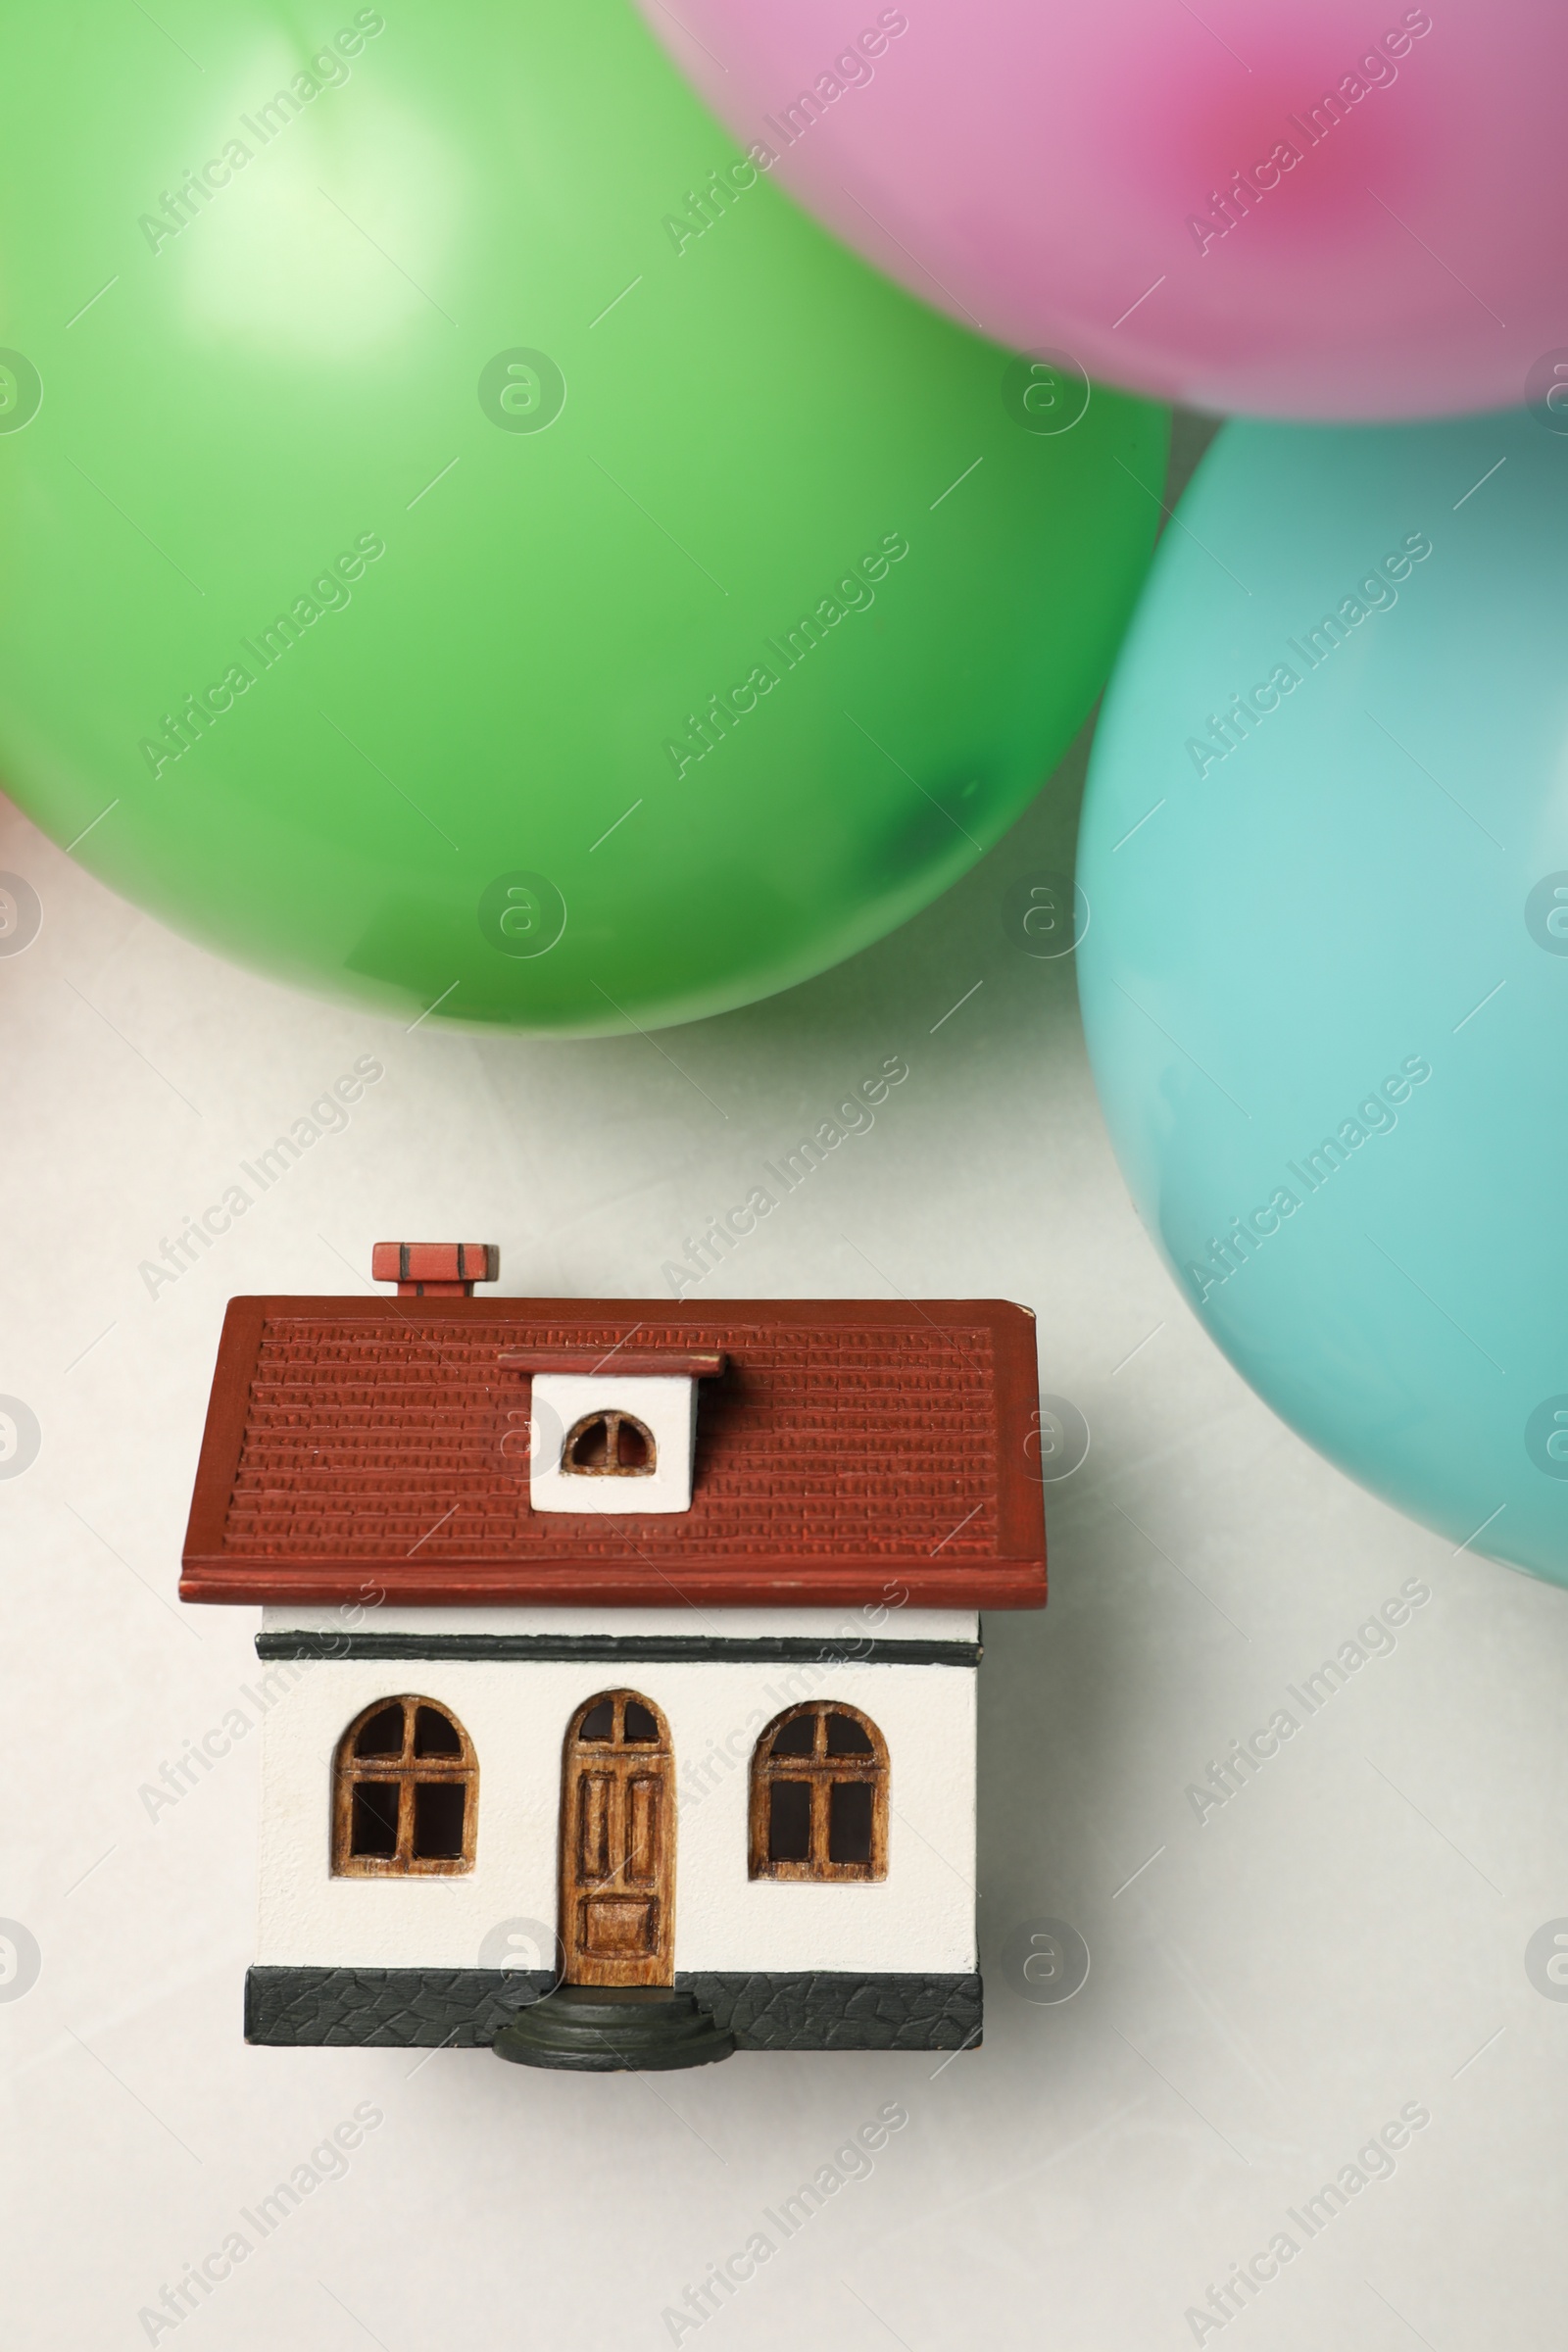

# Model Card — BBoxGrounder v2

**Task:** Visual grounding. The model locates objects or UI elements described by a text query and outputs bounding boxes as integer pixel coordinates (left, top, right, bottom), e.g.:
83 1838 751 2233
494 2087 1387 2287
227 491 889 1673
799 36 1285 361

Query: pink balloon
637 0 1568 418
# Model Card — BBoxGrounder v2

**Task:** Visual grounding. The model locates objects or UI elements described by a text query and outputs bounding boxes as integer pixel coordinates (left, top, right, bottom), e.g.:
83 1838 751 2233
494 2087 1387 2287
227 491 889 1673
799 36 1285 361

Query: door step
491 1985 737 2072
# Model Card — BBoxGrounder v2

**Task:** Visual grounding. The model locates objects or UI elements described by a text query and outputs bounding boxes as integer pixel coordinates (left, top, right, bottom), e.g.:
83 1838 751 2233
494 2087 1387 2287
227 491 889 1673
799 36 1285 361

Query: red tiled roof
181 1298 1046 1608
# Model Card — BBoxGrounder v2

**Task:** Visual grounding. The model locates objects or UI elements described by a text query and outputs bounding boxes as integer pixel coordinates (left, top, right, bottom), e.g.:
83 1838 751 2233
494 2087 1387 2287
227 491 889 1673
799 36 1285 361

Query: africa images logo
138 533 386 777
135 13 387 254
1184 532 1432 782
1183 1054 1432 1304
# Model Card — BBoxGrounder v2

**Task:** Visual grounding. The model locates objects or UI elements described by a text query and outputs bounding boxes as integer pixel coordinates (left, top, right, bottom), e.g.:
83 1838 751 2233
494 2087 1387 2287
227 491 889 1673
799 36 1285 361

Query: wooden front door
560 1690 674 1986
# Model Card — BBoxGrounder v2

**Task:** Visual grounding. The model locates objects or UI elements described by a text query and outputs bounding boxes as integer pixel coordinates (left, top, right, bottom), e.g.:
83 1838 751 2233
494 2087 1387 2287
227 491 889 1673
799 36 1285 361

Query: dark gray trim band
255 1631 981 1667
244 1966 982 2052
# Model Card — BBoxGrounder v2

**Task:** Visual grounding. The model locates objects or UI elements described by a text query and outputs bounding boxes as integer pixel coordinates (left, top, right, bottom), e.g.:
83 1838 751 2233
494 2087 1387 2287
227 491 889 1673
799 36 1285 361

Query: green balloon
0 0 1165 1033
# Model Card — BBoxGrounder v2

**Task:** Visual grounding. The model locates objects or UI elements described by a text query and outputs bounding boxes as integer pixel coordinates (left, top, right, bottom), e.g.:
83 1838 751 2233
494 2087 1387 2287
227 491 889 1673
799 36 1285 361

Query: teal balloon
1078 409 1568 1585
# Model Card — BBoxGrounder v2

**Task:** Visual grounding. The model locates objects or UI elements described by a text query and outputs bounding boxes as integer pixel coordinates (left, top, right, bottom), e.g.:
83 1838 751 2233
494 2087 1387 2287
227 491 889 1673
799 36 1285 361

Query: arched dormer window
749 1702 888 1883
332 1696 477 1877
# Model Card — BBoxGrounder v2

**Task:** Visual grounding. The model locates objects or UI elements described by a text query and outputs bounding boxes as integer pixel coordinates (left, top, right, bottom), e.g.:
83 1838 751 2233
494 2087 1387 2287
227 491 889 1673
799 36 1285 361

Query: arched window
749 1702 888 1883
332 1696 477 1877
562 1410 657 1477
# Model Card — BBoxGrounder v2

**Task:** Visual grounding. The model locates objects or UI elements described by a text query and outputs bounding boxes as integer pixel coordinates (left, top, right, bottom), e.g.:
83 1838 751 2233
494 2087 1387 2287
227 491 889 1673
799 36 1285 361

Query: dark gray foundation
244 1966 982 2052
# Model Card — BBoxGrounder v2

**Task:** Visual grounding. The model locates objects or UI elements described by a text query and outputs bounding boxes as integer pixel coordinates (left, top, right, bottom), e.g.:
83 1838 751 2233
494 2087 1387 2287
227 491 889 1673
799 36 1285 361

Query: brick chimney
370 1243 500 1298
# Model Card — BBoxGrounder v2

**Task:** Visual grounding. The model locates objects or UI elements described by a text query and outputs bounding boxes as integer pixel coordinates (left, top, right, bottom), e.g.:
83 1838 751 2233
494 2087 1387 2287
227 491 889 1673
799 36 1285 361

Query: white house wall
261 1603 979 1643
255 1655 976 1976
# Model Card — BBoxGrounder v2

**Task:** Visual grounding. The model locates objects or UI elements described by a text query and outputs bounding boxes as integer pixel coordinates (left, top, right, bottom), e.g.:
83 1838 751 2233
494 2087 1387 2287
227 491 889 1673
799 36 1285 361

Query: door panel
578 1774 611 1880
560 1690 674 1986
626 1778 660 1884
581 1895 657 1957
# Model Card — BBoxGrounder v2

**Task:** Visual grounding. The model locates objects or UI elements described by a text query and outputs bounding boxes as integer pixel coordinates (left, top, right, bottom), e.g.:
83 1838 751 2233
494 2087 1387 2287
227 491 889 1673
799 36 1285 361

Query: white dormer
530 1374 695 1514
498 1346 727 1517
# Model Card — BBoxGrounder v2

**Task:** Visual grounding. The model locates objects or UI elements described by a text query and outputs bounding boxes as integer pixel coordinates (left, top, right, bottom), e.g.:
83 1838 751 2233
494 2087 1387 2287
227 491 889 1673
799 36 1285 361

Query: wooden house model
180 1244 1048 2069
